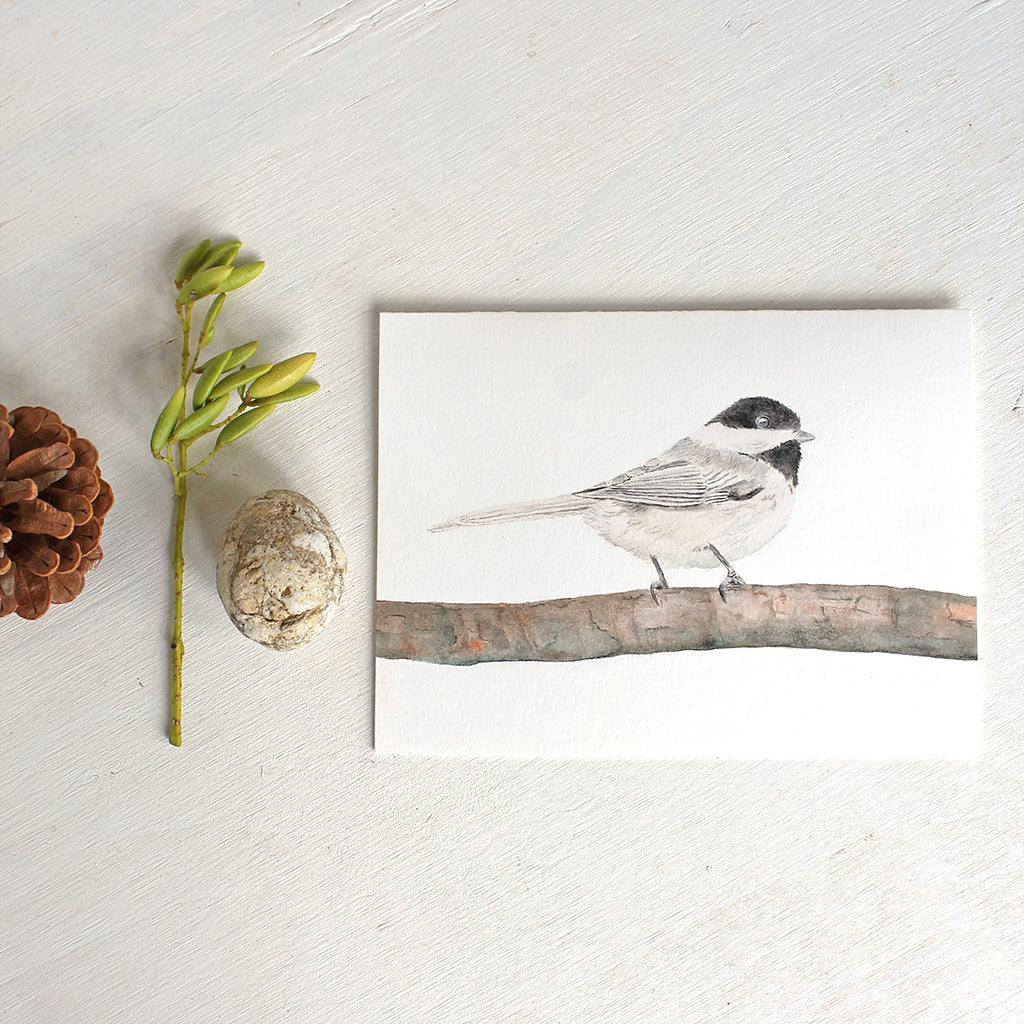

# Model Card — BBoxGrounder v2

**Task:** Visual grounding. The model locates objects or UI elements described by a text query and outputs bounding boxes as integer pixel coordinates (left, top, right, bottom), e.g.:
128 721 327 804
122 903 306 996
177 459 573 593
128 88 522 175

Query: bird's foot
717 570 746 602
707 544 746 602
649 555 670 604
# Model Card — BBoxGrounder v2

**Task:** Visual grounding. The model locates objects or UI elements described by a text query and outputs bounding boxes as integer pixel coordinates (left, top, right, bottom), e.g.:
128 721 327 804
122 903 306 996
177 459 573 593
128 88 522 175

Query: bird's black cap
709 397 806 485
708 396 802 431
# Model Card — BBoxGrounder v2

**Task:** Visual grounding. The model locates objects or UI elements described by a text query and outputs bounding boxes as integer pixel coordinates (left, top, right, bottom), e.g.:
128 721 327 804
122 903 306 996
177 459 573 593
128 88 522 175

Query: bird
430 396 814 600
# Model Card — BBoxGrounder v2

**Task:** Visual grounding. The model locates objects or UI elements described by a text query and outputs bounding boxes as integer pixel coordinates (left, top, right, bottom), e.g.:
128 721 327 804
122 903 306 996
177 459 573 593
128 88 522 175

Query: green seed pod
196 340 257 374
246 352 317 400
219 341 260 372
151 385 187 454
216 261 265 294
198 327 216 354
215 404 276 448
171 394 230 442
208 363 273 401
174 239 211 287
249 380 320 406
196 241 242 273
177 264 234 304
192 350 233 410
197 293 226 350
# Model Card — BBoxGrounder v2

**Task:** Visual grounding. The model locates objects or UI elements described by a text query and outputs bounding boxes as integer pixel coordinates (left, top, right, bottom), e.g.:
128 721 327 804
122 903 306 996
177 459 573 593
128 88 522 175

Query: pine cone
1 405 113 620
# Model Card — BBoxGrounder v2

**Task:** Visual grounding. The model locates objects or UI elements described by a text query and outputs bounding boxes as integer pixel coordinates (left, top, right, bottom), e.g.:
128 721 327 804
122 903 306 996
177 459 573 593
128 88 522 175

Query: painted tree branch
376 584 977 664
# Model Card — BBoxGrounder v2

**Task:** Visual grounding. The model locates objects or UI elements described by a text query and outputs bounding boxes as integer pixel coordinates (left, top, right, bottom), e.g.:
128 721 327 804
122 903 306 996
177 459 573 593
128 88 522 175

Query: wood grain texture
378 585 979 663
1 1 1021 1021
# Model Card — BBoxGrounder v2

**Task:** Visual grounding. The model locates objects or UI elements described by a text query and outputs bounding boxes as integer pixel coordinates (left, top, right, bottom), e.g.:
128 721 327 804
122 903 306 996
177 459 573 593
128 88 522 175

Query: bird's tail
429 494 587 532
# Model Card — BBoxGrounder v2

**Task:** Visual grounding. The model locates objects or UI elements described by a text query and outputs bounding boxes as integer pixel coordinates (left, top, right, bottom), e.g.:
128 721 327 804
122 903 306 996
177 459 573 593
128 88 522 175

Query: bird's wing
574 439 764 509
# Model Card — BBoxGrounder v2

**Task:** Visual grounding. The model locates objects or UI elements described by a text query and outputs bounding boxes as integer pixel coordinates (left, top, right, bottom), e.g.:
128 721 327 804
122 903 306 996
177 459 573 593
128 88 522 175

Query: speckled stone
217 490 346 650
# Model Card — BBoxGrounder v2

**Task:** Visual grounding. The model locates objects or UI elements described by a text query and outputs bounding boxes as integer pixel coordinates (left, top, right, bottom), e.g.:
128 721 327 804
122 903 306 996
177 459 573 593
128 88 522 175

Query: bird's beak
795 430 814 443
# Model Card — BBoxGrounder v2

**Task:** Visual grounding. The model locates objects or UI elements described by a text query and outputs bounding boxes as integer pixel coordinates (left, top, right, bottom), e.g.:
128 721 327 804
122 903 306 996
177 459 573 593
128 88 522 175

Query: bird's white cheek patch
693 422 802 455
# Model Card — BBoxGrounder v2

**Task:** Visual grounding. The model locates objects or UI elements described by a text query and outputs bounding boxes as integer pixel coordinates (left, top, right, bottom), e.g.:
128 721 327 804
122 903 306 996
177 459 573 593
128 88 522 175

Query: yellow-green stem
170 301 192 747
170 443 188 746
178 304 192 379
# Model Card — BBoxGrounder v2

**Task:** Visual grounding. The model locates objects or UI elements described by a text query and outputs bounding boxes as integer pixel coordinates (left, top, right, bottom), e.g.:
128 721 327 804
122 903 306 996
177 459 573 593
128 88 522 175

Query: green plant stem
170 301 192 748
184 444 222 476
170 442 188 747
178 304 192 379
155 251 285 745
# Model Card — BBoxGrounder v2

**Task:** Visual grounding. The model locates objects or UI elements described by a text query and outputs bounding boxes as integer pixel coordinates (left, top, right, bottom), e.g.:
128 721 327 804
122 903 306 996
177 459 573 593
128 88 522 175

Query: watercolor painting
375 311 978 758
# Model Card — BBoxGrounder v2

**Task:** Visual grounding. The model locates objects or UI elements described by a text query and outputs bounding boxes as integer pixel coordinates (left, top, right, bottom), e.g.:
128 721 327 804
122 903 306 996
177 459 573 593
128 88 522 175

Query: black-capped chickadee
431 396 813 598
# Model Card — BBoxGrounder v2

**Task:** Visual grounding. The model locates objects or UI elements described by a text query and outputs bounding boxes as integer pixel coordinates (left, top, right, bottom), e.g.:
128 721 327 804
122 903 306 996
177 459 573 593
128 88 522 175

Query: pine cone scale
7 535 61 576
14 566 51 619
73 517 101 554
6 442 75 479
8 411 69 456
50 569 85 605
0 479 38 504
69 437 99 469
59 467 101 500
30 469 71 492
80 545 102 571
54 538 82 573
92 479 113 521
7 499 75 538
43 489 94 524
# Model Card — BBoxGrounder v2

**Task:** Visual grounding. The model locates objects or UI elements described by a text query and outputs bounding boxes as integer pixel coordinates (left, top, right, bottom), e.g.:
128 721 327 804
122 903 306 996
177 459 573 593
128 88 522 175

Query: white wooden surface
1 2 1021 1020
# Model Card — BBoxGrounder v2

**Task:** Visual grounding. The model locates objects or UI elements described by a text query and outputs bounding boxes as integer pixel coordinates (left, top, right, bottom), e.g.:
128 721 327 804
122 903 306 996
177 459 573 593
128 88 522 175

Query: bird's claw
649 555 669 604
717 571 746 602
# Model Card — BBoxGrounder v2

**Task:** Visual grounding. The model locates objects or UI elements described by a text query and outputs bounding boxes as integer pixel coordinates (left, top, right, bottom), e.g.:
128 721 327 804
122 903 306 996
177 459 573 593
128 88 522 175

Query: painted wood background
2 2 1021 1020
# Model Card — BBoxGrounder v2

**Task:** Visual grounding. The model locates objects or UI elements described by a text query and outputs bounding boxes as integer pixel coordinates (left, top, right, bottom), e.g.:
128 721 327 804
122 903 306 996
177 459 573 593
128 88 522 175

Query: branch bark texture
376 584 977 665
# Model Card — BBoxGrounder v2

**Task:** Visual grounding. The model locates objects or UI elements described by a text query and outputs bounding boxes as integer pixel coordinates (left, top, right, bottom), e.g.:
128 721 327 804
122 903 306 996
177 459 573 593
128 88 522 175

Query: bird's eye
755 415 770 429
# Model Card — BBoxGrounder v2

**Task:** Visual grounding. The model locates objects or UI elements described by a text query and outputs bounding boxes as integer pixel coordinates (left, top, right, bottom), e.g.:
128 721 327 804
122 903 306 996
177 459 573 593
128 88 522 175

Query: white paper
376 310 978 758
